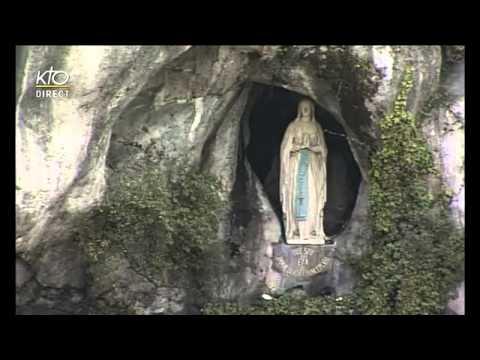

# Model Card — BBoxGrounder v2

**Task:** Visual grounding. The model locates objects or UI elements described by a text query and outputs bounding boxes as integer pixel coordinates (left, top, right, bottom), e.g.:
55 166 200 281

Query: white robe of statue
280 98 327 245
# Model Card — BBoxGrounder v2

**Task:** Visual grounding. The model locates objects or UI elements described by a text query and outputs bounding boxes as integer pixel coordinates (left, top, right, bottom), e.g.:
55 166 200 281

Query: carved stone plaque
272 244 333 280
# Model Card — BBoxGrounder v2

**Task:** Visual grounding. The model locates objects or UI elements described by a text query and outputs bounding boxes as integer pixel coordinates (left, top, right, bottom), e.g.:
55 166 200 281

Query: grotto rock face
423 61 465 228
16 45 463 314
422 56 465 315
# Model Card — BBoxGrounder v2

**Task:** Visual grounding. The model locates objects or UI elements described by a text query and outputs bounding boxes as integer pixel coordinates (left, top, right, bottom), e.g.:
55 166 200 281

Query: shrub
81 155 227 302
202 294 340 315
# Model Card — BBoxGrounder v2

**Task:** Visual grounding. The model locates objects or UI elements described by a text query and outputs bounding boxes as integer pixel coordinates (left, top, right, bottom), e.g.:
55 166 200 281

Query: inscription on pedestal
272 245 332 278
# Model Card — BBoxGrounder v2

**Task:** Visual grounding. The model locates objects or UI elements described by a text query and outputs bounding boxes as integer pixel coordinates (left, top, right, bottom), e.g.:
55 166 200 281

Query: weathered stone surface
16 280 39 307
422 59 465 314
424 61 465 227
16 257 33 288
138 288 185 315
16 45 463 314
446 281 465 315
16 285 87 314
16 46 191 245
35 239 86 289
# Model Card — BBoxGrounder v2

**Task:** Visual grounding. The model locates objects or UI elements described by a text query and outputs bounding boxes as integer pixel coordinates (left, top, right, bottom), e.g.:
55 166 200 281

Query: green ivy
202 294 340 315
80 155 227 302
368 65 434 235
353 65 464 315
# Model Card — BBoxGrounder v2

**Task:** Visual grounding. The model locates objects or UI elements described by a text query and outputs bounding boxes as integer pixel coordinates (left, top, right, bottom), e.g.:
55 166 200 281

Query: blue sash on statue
295 149 309 221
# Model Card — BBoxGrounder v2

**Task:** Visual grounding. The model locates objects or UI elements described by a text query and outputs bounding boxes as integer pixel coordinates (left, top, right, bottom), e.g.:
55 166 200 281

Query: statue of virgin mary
280 98 328 245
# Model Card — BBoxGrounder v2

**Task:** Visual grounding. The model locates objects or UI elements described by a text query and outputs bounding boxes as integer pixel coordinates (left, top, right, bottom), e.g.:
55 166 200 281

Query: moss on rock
78 152 228 312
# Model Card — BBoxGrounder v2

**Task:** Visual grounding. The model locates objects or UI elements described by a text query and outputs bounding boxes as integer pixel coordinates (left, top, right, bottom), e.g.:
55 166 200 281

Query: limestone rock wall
422 58 465 315
15 45 464 314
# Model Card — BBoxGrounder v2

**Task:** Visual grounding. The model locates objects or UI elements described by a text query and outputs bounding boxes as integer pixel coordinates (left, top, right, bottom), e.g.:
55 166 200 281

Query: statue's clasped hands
291 134 315 153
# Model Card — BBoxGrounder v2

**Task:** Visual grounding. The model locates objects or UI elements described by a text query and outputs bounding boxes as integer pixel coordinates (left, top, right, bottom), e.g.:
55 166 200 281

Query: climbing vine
79 154 227 305
368 65 435 235
352 65 464 315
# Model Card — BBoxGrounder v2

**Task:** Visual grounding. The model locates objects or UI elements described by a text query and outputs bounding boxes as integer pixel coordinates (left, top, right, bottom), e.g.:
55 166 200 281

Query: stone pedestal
266 243 335 295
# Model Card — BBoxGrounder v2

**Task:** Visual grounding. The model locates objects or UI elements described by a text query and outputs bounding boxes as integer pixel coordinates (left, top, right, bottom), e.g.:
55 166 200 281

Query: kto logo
34 66 71 98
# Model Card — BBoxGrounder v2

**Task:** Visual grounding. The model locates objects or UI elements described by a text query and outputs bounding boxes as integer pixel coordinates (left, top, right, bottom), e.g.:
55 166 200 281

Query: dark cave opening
245 83 362 238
